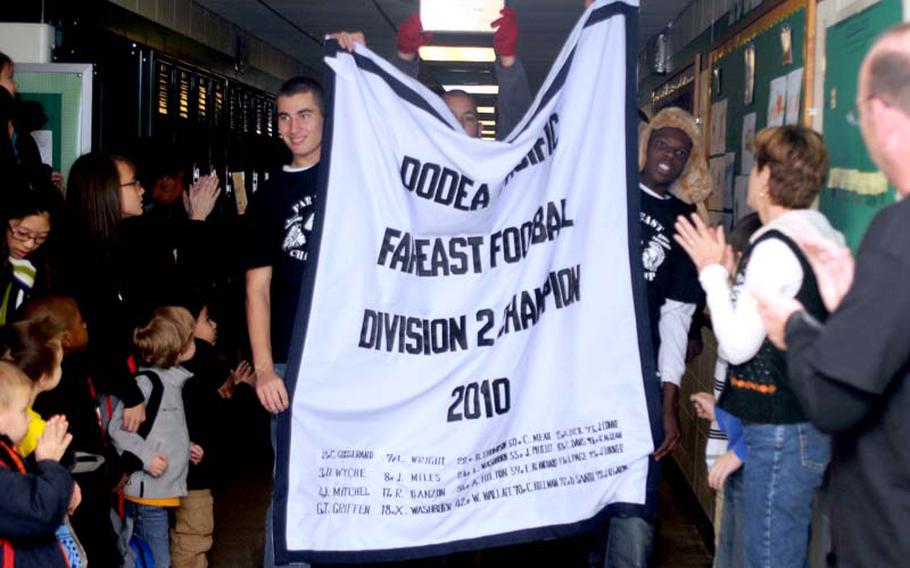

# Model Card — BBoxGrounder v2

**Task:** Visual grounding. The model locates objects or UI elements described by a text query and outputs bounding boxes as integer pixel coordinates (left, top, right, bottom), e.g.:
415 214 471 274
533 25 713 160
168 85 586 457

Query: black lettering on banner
416 162 441 199
498 264 582 337
399 155 490 211
376 227 485 277
476 309 495 347
448 378 511 422
464 383 481 419
504 113 560 187
400 156 420 189
489 199 574 268
359 310 468 354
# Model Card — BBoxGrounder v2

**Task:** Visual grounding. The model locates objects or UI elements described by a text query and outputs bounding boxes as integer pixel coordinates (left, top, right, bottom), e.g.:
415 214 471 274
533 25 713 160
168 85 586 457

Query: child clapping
0 361 78 567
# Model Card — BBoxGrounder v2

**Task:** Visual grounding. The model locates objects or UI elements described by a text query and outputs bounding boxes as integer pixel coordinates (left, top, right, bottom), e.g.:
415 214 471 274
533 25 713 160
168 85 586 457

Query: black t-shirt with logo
246 165 319 364
639 185 701 353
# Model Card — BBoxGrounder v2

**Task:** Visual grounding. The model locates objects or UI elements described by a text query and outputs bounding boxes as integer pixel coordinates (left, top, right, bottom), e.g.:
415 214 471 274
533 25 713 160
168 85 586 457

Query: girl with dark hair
57 152 148 431
1 190 54 324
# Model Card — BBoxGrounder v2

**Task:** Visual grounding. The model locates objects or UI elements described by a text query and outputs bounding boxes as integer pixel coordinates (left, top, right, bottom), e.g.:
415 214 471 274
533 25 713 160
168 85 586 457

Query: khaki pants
170 489 214 568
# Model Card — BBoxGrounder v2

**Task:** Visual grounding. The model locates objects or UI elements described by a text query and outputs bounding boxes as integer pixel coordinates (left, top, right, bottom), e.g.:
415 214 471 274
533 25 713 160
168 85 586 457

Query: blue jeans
742 422 830 568
714 468 744 568
125 501 171 568
264 363 310 568
592 377 663 568
604 515 654 568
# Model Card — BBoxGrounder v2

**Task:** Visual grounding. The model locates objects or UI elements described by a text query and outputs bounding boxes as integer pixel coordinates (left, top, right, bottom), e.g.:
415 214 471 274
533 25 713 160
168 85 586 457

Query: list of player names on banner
314 418 629 519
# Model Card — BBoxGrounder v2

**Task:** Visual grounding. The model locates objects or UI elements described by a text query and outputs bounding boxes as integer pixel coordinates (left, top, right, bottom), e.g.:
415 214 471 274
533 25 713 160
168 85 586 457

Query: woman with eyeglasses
56 152 149 433
0 190 53 324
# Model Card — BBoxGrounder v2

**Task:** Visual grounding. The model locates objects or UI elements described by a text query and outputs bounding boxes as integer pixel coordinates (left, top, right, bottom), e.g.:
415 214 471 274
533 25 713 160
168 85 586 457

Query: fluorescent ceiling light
444 84 499 95
420 0 505 33
478 120 496 126
419 46 496 63
481 130 496 136
481 136 496 140
477 106 496 114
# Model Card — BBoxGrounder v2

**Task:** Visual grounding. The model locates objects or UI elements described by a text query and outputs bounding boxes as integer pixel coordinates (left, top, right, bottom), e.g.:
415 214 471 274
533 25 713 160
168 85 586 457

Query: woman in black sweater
56 152 149 429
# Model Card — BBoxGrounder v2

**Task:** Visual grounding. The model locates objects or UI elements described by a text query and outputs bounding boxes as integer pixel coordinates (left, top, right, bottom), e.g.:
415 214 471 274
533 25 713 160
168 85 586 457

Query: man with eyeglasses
754 23 910 567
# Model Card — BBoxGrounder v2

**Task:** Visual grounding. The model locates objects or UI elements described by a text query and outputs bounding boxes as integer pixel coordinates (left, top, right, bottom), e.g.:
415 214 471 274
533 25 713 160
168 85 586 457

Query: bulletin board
706 0 809 227
15 63 93 184
818 0 902 251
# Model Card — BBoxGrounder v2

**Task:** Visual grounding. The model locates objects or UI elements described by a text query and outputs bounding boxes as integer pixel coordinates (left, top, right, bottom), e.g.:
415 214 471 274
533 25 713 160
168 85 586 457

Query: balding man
755 24 910 567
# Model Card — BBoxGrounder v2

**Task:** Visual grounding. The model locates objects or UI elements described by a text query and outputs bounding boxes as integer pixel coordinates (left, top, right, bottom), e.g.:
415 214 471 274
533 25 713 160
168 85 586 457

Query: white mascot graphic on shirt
282 199 315 260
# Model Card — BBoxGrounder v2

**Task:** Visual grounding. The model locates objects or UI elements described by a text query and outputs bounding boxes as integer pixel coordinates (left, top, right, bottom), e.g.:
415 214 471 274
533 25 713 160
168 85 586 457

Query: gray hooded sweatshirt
109 365 193 500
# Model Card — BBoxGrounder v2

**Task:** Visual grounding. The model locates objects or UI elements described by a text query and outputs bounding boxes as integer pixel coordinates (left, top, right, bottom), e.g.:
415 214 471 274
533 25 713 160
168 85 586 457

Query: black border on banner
273 2 652 563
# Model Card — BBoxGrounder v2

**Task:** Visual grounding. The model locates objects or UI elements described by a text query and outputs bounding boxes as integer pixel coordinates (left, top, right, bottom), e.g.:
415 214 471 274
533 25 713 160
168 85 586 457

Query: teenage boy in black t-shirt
245 76 323 568
245 77 323 415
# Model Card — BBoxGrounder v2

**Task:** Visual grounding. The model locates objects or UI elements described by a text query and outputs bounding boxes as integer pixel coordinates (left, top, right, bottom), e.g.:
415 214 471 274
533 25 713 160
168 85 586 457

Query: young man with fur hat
603 106 710 567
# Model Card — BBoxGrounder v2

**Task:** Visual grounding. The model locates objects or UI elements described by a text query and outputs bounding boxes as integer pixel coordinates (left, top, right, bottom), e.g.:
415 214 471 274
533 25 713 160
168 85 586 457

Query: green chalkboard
819 0 902 251
711 7 807 174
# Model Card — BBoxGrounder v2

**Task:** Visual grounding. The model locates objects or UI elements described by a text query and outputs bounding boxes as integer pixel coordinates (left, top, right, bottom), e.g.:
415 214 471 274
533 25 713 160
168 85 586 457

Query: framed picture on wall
781 24 794 65
744 44 756 105
712 66 723 97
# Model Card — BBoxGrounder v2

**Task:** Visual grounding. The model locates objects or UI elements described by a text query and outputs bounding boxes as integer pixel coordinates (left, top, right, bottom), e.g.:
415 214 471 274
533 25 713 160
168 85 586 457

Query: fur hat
639 107 712 208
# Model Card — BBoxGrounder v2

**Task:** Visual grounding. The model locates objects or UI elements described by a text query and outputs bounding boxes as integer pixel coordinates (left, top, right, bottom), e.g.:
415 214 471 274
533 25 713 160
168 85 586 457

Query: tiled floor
209 463 713 567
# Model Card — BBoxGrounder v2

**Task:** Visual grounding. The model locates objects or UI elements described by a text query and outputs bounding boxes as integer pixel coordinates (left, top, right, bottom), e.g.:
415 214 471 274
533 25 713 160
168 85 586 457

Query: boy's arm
653 299 695 460
715 407 746 461
0 461 73 538
109 403 157 468
246 266 288 414
108 377 157 468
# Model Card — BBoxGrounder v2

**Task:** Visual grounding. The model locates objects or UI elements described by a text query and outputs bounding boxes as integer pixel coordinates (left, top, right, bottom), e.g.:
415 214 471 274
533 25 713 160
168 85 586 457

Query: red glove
491 7 519 57
397 13 432 55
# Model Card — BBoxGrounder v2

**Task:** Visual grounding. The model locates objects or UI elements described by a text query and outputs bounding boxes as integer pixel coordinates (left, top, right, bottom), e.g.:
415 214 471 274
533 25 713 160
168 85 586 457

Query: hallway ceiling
197 0 683 89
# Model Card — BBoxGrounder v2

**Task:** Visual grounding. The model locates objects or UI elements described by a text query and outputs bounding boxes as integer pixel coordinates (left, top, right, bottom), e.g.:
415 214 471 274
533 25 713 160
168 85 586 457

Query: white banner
275 1 652 562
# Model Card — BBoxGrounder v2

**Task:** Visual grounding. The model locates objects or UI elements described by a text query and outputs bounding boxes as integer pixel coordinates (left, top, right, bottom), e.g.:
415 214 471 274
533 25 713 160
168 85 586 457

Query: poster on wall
734 176 754 221
744 44 756 106
781 24 794 65
710 99 728 155
31 130 53 166
710 156 726 200
724 152 736 211
741 113 756 175
767 75 788 127
785 67 804 125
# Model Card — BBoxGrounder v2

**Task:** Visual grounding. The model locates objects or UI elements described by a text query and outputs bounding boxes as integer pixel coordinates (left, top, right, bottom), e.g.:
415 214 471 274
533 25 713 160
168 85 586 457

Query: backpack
130 534 156 568
110 509 157 568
